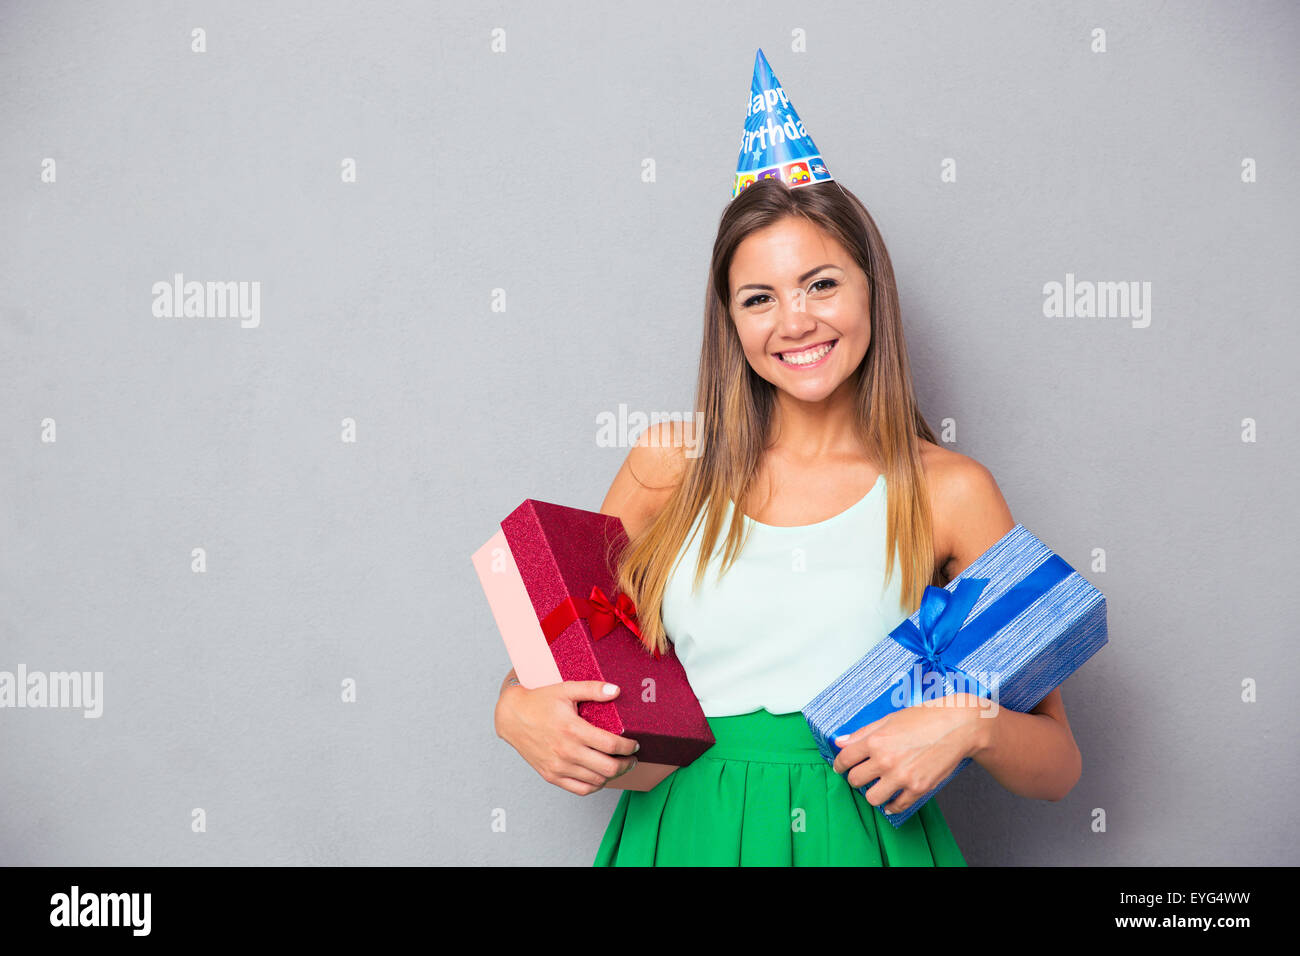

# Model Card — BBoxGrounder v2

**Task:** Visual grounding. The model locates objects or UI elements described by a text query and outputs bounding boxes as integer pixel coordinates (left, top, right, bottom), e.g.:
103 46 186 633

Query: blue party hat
733 48 834 198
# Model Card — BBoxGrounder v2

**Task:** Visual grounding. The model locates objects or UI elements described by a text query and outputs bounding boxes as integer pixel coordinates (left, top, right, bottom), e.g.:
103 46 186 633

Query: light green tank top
661 473 909 717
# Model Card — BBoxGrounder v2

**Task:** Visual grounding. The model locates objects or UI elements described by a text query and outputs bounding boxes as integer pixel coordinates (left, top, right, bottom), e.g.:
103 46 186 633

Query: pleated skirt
593 708 967 866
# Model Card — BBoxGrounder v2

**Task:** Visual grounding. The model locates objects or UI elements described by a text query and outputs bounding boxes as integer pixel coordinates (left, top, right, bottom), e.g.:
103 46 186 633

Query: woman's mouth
774 339 837 368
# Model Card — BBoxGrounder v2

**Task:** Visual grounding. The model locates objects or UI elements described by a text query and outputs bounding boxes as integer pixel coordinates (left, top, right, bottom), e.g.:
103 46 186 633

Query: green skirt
593 708 967 866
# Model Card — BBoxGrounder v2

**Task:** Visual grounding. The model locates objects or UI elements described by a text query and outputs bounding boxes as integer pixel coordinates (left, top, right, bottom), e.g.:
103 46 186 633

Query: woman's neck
767 375 863 461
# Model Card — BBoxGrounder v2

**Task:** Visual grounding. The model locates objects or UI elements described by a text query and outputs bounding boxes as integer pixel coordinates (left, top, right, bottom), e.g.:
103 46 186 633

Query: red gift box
473 499 714 782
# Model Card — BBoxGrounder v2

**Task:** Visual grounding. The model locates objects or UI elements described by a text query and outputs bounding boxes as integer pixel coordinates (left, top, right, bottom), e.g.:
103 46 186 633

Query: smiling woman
578 173 1085 865
579 173 974 865
493 53 1081 867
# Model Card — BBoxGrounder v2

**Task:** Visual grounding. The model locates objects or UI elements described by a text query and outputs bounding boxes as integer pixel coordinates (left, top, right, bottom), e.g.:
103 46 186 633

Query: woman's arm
492 667 521 740
935 454 1082 802
969 687 1081 802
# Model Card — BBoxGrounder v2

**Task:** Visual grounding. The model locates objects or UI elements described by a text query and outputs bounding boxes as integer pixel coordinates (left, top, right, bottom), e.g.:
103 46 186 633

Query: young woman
493 176 1083 866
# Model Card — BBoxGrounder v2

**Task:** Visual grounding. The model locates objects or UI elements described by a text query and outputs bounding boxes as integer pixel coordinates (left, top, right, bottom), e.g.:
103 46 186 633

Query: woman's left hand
831 693 987 817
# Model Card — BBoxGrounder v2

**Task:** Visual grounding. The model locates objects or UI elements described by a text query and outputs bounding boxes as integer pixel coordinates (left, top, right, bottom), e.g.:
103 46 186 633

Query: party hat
733 48 834 199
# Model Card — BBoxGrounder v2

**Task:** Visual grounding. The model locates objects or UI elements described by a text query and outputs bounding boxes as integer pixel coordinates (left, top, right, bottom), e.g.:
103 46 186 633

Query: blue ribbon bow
889 578 994 706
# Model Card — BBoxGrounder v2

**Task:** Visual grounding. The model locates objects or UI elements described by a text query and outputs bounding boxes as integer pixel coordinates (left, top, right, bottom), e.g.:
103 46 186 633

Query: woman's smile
774 338 838 368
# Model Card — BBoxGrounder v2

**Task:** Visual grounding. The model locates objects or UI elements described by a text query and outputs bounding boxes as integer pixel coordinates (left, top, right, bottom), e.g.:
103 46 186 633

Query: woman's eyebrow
735 263 843 294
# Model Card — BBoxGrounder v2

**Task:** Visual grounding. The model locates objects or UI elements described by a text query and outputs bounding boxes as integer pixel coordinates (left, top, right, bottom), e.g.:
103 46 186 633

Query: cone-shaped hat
733 48 834 198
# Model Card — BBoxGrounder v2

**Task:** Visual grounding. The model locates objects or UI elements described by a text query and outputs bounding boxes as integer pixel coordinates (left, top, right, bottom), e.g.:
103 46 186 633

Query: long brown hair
615 176 940 659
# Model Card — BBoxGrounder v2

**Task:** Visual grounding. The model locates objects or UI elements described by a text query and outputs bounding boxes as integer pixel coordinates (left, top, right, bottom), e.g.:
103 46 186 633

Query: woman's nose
777 291 817 333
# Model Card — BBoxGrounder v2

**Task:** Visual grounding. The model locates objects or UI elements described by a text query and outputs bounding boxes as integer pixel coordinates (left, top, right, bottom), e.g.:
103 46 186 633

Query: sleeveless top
661 473 910 717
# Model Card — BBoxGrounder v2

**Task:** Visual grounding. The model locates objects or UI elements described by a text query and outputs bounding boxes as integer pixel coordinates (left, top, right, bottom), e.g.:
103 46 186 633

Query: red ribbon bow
539 584 659 659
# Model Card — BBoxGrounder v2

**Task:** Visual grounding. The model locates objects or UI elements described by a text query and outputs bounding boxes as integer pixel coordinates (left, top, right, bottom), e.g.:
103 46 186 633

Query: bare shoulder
598 418 696 540
918 439 1015 583
919 441 1067 723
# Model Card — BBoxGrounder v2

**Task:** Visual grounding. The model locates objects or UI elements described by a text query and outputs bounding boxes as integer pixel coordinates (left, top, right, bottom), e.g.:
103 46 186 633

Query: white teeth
779 341 833 365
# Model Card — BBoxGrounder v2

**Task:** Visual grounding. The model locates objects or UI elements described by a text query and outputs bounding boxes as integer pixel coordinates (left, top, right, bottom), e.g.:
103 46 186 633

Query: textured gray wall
1 1 1296 866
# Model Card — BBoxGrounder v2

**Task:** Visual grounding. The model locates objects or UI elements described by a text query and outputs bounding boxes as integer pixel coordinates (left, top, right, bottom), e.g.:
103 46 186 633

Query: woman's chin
774 379 841 403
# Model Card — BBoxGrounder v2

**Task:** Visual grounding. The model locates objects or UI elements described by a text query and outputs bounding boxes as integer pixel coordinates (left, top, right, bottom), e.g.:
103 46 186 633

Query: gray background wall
1 0 1295 865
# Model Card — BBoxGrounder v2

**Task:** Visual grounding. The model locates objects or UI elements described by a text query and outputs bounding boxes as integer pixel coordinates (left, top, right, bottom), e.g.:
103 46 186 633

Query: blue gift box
801 523 1108 829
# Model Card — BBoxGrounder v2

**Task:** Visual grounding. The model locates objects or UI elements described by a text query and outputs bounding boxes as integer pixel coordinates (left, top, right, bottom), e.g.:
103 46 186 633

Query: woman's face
727 216 871 405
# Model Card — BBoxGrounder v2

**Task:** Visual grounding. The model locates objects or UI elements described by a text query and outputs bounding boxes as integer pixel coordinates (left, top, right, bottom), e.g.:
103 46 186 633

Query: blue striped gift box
802 523 1108 828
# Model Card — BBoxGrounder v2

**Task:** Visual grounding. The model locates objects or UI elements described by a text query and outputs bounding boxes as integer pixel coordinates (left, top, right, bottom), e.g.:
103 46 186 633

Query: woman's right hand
495 679 641 796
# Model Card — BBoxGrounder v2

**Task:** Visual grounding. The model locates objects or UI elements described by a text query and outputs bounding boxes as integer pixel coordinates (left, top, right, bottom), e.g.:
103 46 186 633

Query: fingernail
633 742 640 753
603 683 618 695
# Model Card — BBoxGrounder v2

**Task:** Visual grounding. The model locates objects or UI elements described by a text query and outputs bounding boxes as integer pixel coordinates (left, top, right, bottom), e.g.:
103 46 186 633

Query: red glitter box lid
500 499 714 766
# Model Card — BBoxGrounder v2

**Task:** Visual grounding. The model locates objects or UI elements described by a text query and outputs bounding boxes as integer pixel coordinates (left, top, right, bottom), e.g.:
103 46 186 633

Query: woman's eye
741 280 834 308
